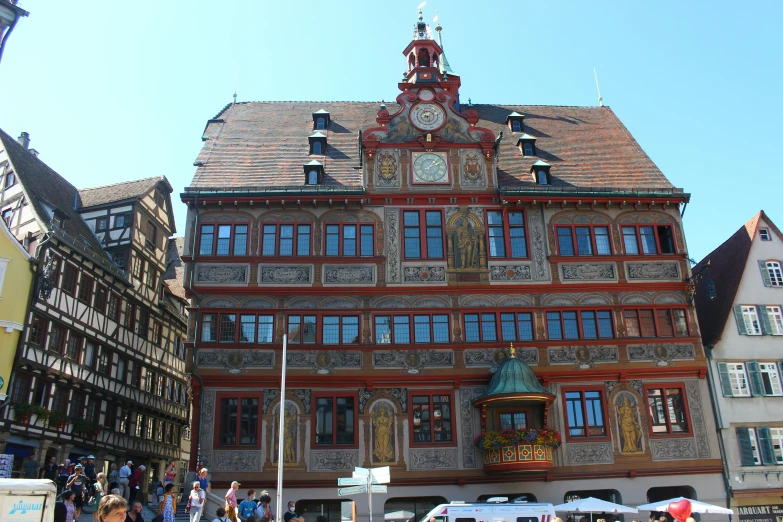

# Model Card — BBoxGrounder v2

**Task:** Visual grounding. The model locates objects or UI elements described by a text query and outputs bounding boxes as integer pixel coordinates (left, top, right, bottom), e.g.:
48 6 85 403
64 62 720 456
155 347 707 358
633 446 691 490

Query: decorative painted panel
464 348 538 369
286 350 362 374
373 349 453 373
359 388 408 413
402 264 447 283
565 442 614 465
197 350 274 369
310 450 358 471
375 149 401 188
409 448 458 469
685 379 711 459
488 264 532 282
212 451 261 472
626 262 680 280
650 439 696 460
459 150 487 188
323 265 375 285
548 346 618 368
258 265 312 285
195 264 249 285
385 209 401 283
627 344 695 366
528 207 549 280
560 263 617 281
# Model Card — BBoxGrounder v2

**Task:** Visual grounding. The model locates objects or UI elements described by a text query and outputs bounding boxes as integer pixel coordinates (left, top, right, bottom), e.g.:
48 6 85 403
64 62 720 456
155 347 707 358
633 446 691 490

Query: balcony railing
482 444 554 474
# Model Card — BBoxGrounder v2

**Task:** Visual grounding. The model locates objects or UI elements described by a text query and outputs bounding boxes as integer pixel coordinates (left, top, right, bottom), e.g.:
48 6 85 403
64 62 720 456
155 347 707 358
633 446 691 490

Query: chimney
29 149 39 157
17 132 30 149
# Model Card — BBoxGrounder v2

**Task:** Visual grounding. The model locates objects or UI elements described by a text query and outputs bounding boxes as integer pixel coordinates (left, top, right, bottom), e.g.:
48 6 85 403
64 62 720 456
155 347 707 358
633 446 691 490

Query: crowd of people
55 493 130 522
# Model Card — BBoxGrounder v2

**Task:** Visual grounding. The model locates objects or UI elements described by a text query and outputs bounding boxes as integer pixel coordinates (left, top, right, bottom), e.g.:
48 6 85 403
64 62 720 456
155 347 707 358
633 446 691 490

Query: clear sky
1 0 780 261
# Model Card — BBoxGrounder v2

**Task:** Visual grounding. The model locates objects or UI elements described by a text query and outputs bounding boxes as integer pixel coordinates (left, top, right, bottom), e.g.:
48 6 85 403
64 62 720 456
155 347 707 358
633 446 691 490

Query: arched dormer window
316 118 325 130
309 132 327 155
531 160 551 185
516 134 537 157
313 141 322 155
512 120 522 132
304 160 324 185
524 143 534 156
506 112 524 132
308 170 319 185
312 109 330 130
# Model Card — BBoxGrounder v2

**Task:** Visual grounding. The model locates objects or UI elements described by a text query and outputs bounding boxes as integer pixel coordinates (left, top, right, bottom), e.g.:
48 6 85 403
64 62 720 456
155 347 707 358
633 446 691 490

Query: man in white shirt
118 460 133 500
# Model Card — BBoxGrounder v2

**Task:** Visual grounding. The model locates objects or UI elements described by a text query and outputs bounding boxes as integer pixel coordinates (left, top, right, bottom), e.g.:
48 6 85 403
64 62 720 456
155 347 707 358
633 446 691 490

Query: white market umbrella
385 511 416 521
554 497 638 522
636 497 733 515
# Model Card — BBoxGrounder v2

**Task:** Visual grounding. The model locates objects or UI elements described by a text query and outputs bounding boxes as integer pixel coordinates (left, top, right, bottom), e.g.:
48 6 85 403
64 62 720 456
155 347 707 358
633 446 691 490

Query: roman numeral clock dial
412 152 448 183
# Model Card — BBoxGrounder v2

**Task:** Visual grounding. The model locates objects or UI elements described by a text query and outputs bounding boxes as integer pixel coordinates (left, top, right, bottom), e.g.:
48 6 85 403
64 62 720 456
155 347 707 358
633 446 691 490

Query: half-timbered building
181 9 725 521
0 128 190 491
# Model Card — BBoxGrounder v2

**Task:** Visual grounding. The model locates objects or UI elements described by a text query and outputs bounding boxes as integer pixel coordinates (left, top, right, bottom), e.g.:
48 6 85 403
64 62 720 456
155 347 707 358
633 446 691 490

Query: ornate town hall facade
182 10 724 520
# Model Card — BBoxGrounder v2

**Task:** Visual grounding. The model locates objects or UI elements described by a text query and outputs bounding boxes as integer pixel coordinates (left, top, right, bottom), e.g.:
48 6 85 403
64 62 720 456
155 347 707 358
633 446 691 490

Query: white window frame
0 258 8 298
767 261 783 286
771 427 783 464
742 306 763 335
759 363 783 396
728 363 751 397
759 228 771 241
768 306 783 335
747 427 761 465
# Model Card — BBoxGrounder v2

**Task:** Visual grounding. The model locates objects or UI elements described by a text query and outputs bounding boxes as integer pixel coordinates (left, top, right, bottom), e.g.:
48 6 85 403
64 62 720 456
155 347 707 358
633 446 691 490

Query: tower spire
434 11 454 75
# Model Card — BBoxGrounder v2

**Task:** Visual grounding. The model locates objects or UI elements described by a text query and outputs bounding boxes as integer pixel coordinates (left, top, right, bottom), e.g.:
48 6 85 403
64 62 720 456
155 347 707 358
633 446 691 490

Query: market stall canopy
554 497 639 514
636 498 732 515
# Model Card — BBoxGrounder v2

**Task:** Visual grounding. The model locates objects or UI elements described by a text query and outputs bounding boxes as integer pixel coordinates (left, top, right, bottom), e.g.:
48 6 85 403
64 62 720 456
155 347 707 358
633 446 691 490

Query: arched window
537 170 548 185
312 141 322 155
419 49 430 67
523 143 534 156
512 120 522 132
316 118 325 130
308 170 319 185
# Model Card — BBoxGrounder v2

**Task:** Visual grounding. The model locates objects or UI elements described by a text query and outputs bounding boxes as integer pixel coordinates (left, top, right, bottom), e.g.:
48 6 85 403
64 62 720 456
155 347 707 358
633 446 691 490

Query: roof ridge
79 175 163 192
0 128 79 192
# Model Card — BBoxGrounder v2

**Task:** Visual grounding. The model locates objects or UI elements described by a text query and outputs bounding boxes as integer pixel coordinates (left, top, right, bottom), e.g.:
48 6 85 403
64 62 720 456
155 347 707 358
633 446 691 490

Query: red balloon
668 500 692 522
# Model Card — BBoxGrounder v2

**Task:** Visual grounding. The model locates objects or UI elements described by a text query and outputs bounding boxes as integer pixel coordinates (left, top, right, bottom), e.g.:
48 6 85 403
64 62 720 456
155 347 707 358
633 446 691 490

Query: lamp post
0 0 29 64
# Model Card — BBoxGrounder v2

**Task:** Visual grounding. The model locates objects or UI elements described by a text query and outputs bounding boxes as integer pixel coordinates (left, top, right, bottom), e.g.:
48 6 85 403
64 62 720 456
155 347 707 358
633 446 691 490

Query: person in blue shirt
238 490 257 522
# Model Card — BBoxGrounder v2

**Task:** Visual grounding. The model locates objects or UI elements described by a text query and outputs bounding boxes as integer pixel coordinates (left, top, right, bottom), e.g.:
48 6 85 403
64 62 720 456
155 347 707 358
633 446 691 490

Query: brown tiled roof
187 102 678 192
692 210 780 346
163 237 187 302
79 176 171 208
0 128 124 278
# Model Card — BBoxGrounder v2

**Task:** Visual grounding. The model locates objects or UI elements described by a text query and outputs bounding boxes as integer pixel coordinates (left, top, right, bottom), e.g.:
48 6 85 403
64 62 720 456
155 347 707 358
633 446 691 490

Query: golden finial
509 343 516 359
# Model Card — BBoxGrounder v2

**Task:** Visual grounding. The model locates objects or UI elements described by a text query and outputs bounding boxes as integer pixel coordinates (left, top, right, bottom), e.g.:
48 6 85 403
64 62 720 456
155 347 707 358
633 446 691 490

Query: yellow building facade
0 218 32 400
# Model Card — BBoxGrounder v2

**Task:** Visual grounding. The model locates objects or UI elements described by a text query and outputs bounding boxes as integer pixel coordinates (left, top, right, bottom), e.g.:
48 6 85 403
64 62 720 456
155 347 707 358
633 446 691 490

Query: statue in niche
615 395 643 454
456 218 478 269
372 406 395 464
283 409 297 464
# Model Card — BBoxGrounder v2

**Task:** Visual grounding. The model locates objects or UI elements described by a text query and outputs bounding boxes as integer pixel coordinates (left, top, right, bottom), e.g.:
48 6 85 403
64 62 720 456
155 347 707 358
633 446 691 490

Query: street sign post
337 466 391 522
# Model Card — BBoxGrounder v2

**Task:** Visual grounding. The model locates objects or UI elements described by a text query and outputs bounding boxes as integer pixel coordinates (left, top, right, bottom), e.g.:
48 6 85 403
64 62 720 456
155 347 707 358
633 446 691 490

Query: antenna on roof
593 67 604 107
233 68 239 104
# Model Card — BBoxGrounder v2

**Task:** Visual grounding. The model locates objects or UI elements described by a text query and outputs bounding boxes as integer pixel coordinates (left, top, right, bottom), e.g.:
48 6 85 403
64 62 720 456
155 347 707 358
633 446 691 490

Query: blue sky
1 0 780 260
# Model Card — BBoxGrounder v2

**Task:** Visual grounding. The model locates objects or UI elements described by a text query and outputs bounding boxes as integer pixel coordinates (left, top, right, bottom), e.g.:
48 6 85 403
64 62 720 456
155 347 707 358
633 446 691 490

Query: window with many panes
403 210 444 259
546 310 614 340
107 294 120 321
740 306 762 335
556 225 612 256
766 261 783 286
51 387 68 413
97 347 111 375
623 308 689 338
486 210 527 258
723 363 751 397
322 316 360 344
564 389 607 439
219 314 237 342
287 315 317 344
463 313 498 342
411 393 453 444
29 315 46 346
736 427 783 466
48 325 65 354
77 274 93 304
201 313 217 342
325 224 374 256
622 224 676 255
145 221 157 250
9 374 30 403
239 314 274 343
94 285 107 313
65 333 81 360
645 386 689 434
314 394 355 446
261 223 311 256
498 410 528 431
62 263 77 295
199 224 249 256
374 314 449 344
759 363 783 396
767 306 783 335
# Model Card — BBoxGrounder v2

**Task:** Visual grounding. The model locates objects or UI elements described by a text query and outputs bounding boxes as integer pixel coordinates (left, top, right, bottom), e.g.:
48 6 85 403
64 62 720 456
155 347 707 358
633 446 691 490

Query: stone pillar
57 444 74 465
37 440 54 465
395 413 406 467
361 416 371 467
188 386 201 472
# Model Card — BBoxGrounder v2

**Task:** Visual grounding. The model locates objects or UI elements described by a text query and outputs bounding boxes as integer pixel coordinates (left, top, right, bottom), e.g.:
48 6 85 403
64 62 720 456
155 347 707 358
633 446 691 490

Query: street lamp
0 0 29 64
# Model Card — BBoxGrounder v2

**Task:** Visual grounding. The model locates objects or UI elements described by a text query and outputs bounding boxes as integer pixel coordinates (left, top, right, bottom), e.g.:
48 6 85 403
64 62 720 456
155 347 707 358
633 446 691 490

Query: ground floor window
476 493 537 502
384 496 447 522
646 487 698 522
295 499 354 522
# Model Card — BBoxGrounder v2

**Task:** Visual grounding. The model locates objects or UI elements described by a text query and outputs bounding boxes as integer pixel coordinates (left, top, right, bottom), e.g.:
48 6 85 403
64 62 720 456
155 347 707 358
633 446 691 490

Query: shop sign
736 504 783 522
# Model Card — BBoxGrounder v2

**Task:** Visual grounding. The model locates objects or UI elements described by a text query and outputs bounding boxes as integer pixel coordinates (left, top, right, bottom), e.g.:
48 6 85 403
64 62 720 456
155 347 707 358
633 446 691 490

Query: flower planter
482 443 554 474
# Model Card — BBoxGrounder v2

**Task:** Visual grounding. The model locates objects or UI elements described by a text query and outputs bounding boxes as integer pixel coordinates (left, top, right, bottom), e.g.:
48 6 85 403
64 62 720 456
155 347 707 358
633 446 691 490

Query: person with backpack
212 507 229 522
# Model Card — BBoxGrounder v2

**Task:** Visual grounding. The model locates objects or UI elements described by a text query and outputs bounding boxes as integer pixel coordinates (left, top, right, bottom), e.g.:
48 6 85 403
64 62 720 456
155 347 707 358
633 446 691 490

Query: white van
421 499 557 522
0 479 58 522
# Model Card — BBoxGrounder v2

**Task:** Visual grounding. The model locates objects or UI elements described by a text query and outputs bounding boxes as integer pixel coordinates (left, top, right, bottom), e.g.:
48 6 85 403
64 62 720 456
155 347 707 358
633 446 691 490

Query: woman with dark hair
164 460 177 485
55 490 76 522
159 483 177 522
96 494 128 522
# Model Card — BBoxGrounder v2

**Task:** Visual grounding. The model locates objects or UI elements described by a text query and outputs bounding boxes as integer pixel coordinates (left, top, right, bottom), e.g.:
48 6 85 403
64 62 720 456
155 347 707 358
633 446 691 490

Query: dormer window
506 112 524 132
516 134 537 157
309 132 327 155
313 109 330 130
531 160 551 185
304 160 324 185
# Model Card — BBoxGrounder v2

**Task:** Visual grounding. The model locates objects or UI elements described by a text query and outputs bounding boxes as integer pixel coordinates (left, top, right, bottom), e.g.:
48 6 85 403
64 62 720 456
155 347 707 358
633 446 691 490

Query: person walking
159 483 177 522
43 456 58 481
224 481 240 522
55 490 76 522
238 490 257 522
108 464 119 491
128 465 145 503
118 461 132 500
85 455 97 481
96 494 128 522
163 460 177 485
189 481 206 522
92 472 109 522
254 491 273 522
66 464 88 519
22 453 39 478
197 468 209 492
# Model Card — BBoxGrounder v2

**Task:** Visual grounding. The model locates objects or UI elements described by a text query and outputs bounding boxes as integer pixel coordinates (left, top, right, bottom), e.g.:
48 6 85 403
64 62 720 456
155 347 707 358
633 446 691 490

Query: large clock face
409 103 446 131
412 152 448 183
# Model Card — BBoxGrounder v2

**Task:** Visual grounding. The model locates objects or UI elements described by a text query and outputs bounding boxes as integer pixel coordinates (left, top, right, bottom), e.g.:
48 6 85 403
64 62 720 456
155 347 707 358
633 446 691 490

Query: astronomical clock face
412 152 448 183
409 102 446 131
